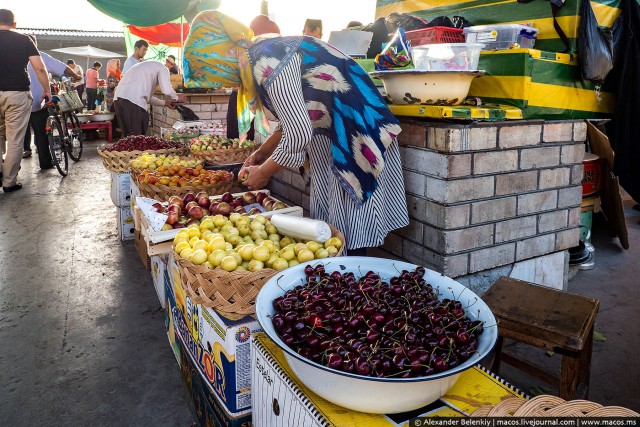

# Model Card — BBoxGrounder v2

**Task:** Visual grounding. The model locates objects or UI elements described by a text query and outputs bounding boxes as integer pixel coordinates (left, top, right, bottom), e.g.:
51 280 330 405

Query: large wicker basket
190 146 256 165
98 145 189 173
176 224 345 319
136 178 233 201
471 395 640 417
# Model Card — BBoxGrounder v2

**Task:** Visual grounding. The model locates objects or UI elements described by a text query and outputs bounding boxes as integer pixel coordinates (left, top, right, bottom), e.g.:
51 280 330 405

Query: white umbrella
51 45 125 71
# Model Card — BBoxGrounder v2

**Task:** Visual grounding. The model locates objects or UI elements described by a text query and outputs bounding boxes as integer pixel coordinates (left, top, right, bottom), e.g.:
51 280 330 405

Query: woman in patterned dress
184 12 408 253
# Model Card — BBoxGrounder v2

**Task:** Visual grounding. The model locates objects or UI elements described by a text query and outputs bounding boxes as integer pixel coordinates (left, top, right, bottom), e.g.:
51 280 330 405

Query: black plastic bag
175 104 199 121
578 0 614 83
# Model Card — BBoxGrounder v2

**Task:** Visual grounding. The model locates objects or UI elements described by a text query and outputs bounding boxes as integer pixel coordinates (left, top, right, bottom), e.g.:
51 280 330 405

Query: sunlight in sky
9 0 376 42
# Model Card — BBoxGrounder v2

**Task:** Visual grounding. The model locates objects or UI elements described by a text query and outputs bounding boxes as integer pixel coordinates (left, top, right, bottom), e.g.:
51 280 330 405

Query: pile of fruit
152 191 290 230
212 191 288 215
189 135 256 151
173 214 343 272
170 126 200 139
130 153 200 170
102 135 185 152
271 266 485 378
136 167 232 187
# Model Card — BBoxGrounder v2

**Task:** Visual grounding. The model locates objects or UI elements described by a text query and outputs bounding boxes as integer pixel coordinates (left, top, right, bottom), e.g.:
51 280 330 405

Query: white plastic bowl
255 256 498 414
90 113 115 122
412 43 484 71
370 70 484 106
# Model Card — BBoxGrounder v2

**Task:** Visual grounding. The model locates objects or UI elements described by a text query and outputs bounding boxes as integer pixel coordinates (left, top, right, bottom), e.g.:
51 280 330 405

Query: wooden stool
482 277 599 400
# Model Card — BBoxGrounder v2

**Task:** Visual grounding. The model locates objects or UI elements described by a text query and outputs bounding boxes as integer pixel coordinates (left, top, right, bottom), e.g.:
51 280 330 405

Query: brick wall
150 94 230 137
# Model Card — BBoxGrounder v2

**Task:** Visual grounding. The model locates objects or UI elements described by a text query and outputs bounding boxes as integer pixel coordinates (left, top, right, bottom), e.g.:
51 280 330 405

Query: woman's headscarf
106 59 121 79
183 11 268 138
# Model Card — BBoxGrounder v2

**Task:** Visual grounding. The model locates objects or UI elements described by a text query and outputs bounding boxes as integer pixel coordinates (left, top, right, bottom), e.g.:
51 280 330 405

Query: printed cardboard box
116 206 135 241
110 172 131 207
150 255 168 309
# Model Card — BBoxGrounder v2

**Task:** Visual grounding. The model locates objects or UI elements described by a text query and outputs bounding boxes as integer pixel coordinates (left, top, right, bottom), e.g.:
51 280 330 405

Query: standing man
303 19 323 39
85 61 101 110
67 59 84 104
113 61 186 136
122 39 148 74
165 55 180 74
0 9 51 192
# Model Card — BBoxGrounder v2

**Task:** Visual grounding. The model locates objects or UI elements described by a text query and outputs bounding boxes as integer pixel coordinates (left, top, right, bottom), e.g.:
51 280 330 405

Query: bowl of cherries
255 256 498 414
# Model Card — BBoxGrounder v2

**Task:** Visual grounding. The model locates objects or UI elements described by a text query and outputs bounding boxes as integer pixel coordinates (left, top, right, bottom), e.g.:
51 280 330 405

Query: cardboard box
151 255 168 308
117 206 135 241
164 266 181 365
167 253 263 416
110 172 131 207
177 335 253 427
251 333 526 426
130 175 141 214
134 229 151 269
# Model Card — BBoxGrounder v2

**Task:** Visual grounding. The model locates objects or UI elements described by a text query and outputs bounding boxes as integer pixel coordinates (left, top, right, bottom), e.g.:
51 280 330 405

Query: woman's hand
239 165 270 190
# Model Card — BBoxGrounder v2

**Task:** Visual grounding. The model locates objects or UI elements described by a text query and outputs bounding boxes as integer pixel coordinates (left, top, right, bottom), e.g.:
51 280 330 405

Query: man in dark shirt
0 9 51 192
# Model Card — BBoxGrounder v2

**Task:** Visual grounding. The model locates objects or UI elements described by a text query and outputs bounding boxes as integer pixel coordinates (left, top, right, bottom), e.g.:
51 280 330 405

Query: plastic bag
578 0 614 83
176 104 200 121
374 29 412 71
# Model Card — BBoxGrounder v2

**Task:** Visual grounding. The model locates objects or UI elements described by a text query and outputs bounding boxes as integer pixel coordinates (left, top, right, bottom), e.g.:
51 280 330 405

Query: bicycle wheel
66 112 84 161
48 120 68 176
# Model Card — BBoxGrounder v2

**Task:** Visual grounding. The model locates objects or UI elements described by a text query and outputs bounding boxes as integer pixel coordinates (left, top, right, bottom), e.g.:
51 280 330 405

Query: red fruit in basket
262 197 275 207
234 206 246 214
263 200 275 211
255 191 268 204
248 208 260 215
166 211 179 225
273 201 287 210
220 192 233 203
178 216 189 225
185 201 199 211
188 206 204 220
229 201 240 209
216 202 231 216
168 196 184 209
186 218 200 226
172 223 186 229
183 192 196 204
209 202 219 215
198 197 211 209
195 191 208 201
242 192 256 204
166 204 181 214
151 202 164 212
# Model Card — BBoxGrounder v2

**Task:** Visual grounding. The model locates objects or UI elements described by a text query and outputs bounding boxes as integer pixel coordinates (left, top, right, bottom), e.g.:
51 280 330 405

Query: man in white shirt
122 39 148 74
113 61 186 136
66 59 83 103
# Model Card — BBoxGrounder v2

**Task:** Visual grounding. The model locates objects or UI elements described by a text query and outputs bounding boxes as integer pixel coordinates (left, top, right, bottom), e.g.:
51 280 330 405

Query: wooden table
80 121 112 143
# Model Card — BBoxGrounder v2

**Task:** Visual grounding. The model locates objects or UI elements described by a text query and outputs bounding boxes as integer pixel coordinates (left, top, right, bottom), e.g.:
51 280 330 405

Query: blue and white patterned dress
248 36 409 250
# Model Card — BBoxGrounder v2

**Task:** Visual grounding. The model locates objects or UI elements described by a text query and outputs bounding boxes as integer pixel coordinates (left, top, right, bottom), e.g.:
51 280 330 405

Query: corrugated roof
16 28 123 38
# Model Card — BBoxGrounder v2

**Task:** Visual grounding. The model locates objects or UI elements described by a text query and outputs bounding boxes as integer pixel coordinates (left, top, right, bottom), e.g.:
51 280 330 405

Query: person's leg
86 88 97 110
23 122 32 155
114 99 131 136
77 85 85 106
0 91 32 189
140 108 150 136
31 109 53 169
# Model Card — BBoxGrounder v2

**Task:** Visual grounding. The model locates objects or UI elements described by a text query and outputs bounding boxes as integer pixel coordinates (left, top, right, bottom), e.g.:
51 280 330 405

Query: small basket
176 224 345 319
471 395 640 417
191 146 256 165
136 178 233 201
98 145 189 173
402 27 465 47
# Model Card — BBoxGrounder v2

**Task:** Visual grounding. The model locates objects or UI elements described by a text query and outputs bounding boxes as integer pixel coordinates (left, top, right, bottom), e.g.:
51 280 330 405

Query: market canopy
128 22 190 47
88 0 220 27
51 45 125 70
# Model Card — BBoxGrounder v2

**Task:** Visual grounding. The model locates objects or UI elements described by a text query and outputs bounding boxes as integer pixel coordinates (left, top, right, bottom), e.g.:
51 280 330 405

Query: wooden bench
482 276 599 400
80 121 112 143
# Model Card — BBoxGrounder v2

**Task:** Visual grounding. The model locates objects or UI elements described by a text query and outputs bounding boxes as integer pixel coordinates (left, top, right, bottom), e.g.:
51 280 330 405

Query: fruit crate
403 27 465 47
136 190 303 256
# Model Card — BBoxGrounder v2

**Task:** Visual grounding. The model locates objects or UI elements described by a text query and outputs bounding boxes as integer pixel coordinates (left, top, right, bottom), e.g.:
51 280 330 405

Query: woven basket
136 179 233 201
176 224 345 319
190 146 256 165
471 395 640 417
98 145 189 173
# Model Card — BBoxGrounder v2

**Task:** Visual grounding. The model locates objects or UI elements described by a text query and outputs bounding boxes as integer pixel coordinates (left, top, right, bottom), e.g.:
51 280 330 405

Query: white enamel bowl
370 70 484 106
255 256 497 414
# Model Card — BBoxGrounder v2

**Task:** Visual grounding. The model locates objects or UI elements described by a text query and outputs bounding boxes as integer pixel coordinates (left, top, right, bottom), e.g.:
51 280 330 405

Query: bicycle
45 81 84 176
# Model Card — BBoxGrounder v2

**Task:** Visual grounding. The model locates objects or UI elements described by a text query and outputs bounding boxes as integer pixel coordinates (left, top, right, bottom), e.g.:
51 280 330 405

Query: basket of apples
189 135 257 165
172 214 345 319
136 165 234 200
98 135 188 173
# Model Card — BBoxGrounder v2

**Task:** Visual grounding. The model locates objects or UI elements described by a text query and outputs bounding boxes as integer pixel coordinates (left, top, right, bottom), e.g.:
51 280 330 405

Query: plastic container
463 24 539 50
400 26 465 47
411 43 483 71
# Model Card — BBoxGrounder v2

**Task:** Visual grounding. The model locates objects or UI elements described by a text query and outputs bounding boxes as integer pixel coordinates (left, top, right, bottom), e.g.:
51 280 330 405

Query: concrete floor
0 141 193 426
1 140 638 425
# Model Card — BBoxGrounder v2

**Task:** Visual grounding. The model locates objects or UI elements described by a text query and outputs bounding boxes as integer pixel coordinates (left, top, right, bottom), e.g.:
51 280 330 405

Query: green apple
221 256 238 271
297 249 315 263
248 260 264 272
208 249 227 267
272 257 289 271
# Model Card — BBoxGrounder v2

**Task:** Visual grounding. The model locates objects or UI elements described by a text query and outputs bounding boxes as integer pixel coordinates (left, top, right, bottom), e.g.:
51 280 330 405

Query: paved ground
0 139 638 425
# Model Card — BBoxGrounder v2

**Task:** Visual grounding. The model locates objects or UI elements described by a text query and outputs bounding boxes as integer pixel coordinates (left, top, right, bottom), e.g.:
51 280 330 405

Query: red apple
183 192 196 204
230 201 241 209
234 206 246 214
209 202 219 215
188 206 204 220
166 204 181 214
220 192 233 203
198 197 211 209
186 218 201 226
255 191 268 204
261 197 275 207
248 208 261 215
196 191 208 202
172 223 186 229
185 201 199 211
168 196 184 209
152 202 164 212
243 192 257 204
264 200 275 211
216 202 231 216
166 211 179 225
